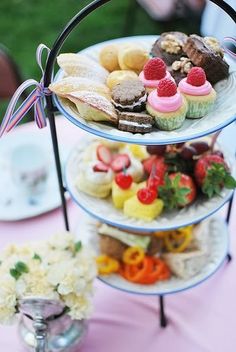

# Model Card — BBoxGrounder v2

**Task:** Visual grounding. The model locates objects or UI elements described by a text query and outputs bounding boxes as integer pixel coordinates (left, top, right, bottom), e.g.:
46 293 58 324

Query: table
0 117 236 352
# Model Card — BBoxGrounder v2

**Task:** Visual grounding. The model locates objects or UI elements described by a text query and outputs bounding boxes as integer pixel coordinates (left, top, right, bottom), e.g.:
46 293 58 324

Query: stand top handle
44 0 236 88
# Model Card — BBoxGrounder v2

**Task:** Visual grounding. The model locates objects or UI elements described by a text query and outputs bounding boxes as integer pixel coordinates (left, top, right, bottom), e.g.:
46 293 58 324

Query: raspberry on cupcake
139 58 172 93
178 67 217 119
146 78 188 131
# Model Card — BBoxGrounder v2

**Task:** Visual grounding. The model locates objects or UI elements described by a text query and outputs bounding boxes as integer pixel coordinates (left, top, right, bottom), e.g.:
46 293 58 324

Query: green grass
0 0 200 120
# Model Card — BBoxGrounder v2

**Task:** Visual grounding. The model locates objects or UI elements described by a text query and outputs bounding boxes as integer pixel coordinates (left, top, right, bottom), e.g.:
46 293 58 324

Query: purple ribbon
0 44 51 138
223 37 236 59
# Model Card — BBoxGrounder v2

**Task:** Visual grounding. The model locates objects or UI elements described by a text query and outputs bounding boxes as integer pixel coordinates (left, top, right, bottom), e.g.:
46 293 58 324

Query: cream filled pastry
139 58 172 93
178 67 216 119
147 78 187 130
76 161 113 198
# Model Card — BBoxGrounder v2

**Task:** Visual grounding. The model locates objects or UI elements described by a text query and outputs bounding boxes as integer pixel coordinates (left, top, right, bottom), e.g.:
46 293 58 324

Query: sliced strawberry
143 155 158 175
111 154 131 172
96 145 112 165
93 162 110 173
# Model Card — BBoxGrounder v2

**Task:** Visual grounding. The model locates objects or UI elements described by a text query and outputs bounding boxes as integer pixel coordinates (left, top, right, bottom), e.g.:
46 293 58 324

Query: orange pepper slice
122 256 153 283
139 257 171 284
122 246 145 265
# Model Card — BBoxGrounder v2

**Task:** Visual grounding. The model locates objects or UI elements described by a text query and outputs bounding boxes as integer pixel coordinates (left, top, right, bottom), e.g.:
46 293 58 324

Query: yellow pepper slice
122 246 145 265
164 231 192 253
96 255 120 275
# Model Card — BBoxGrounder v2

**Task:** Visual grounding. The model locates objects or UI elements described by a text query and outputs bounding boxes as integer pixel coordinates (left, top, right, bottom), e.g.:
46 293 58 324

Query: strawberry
111 154 131 172
157 78 177 97
96 145 112 165
147 174 161 194
143 155 168 180
115 172 133 189
158 173 197 209
194 154 236 197
143 58 166 80
137 188 157 204
187 67 206 87
93 162 110 173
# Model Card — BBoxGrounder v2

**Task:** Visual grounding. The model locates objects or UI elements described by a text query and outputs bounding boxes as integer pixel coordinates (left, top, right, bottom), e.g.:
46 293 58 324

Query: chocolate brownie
183 35 229 84
151 32 188 66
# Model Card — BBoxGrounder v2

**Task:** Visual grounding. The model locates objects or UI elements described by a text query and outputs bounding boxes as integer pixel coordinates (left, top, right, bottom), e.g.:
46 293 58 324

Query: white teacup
11 144 49 199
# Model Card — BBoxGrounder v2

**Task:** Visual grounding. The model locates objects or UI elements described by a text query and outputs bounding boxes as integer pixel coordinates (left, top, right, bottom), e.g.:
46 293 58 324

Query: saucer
0 128 69 221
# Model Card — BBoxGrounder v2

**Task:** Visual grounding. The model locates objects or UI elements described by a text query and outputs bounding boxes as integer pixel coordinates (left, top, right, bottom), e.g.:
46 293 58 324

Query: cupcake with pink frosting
139 58 172 93
146 78 187 131
178 67 216 119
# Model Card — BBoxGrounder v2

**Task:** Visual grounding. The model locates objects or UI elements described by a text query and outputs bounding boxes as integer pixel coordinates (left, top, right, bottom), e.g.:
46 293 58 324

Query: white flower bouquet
0 232 97 324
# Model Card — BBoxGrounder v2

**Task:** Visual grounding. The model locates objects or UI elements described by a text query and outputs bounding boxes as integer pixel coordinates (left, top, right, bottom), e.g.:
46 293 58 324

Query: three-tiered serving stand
43 0 236 328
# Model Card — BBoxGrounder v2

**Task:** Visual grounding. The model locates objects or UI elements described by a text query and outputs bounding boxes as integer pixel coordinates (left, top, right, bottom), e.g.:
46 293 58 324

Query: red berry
143 155 167 180
97 145 112 165
169 173 197 205
143 58 166 80
115 172 133 189
157 78 177 97
147 174 161 195
187 67 206 87
194 154 226 186
93 162 110 173
137 188 157 204
111 154 131 172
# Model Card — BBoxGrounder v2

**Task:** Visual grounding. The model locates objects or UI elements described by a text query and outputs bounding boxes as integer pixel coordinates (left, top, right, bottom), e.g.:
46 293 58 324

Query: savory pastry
147 78 188 130
168 57 194 85
99 44 120 72
76 161 113 198
117 110 154 134
49 77 111 99
139 57 172 92
57 53 109 83
112 171 137 209
106 70 138 90
66 91 118 123
111 79 147 112
151 32 188 65
118 44 149 73
183 35 229 84
178 67 216 118
124 187 164 221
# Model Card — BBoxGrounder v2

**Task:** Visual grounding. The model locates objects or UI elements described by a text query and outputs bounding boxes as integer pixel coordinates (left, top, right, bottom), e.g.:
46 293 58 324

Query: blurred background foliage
0 0 201 117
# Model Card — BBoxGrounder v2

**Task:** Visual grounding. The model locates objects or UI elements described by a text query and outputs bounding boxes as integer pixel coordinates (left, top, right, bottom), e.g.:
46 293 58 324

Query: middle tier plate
65 139 235 232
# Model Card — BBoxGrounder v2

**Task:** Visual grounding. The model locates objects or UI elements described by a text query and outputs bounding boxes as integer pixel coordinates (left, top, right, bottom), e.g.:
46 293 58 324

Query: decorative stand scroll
39 0 236 329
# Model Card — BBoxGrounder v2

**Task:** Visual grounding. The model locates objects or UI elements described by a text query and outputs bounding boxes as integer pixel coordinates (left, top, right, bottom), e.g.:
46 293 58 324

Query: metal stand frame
42 0 236 328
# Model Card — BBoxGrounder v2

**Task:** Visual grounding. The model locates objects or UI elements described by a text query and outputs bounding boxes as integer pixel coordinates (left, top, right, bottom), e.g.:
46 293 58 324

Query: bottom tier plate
76 215 228 296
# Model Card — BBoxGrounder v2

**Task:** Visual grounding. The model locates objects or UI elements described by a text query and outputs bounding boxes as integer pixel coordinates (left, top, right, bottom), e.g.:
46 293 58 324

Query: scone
66 91 118 124
118 44 149 73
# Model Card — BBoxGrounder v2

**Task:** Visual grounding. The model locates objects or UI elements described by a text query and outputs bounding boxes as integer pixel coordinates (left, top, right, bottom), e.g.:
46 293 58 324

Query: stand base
227 253 232 262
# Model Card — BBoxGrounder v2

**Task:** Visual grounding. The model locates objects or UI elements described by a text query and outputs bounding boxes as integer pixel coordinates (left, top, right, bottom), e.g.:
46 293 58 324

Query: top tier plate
53 35 236 145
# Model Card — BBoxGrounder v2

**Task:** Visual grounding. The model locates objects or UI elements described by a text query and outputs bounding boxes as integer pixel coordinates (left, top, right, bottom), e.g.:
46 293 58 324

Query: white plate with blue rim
0 128 69 221
65 137 235 232
76 215 228 296
53 35 236 145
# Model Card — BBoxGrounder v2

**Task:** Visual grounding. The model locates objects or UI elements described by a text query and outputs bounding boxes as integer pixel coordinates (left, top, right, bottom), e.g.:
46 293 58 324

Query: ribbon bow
223 37 236 59
0 44 51 138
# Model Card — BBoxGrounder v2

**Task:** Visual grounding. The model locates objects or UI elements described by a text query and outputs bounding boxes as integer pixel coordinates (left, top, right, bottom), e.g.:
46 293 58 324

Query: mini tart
151 32 188 65
123 195 164 222
76 162 113 198
66 91 118 124
112 80 146 113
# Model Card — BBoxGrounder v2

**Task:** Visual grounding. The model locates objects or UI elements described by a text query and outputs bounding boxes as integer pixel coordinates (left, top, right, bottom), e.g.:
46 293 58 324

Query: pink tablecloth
0 117 236 352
